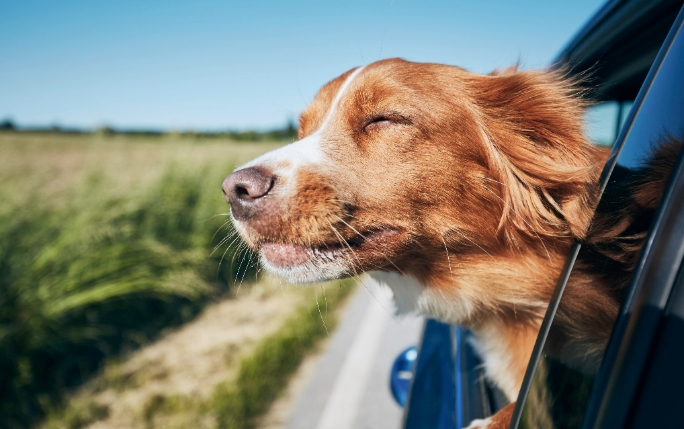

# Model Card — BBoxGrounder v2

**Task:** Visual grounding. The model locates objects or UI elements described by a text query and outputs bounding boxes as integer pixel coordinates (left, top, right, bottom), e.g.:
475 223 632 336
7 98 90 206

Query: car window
515 11 684 429
585 101 634 147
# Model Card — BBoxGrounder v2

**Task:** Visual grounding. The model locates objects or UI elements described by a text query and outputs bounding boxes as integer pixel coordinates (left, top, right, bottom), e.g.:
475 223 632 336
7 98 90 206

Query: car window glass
585 101 633 147
619 101 634 133
518 17 684 429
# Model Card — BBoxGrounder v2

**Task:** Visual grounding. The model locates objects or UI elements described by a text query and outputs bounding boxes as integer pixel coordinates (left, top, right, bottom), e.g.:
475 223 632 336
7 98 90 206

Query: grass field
0 131 341 428
40 279 354 429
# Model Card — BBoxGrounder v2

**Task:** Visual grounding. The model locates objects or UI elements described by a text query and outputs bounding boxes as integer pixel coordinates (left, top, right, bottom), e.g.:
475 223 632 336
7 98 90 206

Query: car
390 0 684 427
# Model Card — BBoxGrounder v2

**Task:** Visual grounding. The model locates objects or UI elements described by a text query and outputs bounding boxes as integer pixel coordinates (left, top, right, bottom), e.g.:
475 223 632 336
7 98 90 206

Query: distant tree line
0 118 298 142
0 119 16 130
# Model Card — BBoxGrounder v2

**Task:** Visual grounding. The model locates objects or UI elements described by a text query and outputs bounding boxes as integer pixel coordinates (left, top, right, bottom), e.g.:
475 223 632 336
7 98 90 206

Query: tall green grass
0 134 274 428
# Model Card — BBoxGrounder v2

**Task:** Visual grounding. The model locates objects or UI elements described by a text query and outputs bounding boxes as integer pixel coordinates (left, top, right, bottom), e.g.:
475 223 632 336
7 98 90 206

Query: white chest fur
367 271 476 324
367 271 527 401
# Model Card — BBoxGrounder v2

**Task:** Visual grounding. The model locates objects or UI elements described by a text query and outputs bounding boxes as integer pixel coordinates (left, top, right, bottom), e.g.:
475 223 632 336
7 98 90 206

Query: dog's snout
223 167 275 219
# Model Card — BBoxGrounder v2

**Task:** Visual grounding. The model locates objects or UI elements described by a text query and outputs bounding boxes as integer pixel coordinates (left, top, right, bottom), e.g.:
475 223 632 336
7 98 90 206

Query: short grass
0 131 285 428
210 281 354 429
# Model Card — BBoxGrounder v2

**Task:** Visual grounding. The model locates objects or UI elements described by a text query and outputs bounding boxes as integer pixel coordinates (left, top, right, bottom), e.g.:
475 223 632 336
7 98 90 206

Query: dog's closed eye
363 113 410 132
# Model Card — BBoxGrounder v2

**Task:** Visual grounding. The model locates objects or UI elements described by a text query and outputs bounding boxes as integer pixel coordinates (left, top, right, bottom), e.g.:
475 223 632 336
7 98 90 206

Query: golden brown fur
225 58 681 428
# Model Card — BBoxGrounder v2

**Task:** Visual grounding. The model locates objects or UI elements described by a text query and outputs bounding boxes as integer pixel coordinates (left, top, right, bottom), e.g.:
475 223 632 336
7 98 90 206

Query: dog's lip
260 228 401 268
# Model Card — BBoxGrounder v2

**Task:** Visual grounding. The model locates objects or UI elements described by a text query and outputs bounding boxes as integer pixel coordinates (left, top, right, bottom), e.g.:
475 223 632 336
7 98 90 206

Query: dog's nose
223 167 275 219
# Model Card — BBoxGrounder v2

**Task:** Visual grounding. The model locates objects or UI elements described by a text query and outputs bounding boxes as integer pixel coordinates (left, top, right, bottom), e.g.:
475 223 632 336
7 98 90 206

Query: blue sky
1 0 606 131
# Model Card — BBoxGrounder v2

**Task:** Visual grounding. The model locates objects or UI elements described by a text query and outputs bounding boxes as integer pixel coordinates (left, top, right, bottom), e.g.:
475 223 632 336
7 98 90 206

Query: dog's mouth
260 227 403 269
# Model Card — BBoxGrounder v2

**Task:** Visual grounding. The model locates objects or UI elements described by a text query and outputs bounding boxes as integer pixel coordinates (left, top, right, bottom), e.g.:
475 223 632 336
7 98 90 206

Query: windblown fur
223 58 682 428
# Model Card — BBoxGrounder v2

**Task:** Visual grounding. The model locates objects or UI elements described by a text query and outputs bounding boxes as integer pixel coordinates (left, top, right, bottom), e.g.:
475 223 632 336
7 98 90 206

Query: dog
223 58 677 428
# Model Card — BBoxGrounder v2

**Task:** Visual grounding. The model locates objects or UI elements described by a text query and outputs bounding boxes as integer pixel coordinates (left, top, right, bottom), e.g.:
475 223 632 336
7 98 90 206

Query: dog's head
224 58 602 303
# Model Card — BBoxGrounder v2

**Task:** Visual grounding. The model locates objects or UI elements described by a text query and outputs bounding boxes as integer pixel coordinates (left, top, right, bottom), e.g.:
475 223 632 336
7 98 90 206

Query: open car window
513 6 684 429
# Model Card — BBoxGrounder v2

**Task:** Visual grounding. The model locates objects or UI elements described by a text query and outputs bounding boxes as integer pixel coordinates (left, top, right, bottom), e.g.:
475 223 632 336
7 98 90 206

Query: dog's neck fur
370 264 547 400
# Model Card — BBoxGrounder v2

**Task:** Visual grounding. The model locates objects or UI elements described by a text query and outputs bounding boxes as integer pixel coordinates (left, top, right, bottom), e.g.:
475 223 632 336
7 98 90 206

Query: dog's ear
471 68 606 247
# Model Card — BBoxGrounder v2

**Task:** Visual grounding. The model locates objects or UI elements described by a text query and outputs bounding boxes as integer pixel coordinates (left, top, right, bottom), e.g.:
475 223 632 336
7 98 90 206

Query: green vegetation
211 281 353 429
0 132 285 428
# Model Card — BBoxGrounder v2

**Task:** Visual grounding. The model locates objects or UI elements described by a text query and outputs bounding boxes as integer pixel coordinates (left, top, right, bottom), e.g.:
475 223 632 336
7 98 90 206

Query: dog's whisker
357 275 398 320
326 221 386 276
237 250 257 294
234 244 250 295
324 221 393 300
210 230 239 255
210 219 236 243
314 286 328 334
278 278 292 302
229 241 246 273
216 236 240 278
201 212 232 223
326 219 364 270
233 245 247 283
214 234 242 264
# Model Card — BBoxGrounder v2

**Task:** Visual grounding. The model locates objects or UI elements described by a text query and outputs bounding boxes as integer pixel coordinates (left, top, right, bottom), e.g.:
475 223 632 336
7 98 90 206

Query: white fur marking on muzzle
238 65 366 174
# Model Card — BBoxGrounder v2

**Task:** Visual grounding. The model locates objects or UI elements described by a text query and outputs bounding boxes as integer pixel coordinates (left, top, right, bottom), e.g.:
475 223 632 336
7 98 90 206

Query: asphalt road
285 280 424 429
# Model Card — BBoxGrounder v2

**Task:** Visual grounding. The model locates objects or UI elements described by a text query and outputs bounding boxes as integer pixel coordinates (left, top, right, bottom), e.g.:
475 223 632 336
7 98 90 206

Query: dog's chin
259 249 351 283
255 228 404 284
